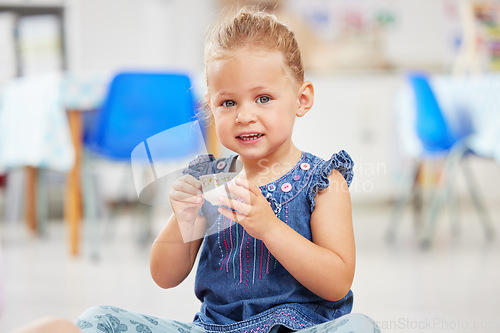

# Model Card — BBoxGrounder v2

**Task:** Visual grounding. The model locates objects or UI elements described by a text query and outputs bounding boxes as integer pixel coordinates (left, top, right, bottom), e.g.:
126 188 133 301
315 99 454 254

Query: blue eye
256 96 271 104
222 100 236 107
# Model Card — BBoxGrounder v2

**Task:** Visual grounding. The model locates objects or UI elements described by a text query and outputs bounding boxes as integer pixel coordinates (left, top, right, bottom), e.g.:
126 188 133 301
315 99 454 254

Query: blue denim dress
183 150 354 333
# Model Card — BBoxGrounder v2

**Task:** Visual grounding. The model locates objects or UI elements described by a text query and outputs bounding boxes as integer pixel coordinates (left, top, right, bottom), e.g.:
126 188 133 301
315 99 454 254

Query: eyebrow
212 91 233 100
250 86 270 93
213 86 270 98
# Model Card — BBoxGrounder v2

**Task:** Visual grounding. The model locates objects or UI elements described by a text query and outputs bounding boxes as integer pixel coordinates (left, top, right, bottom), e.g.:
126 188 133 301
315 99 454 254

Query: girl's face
206 47 312 164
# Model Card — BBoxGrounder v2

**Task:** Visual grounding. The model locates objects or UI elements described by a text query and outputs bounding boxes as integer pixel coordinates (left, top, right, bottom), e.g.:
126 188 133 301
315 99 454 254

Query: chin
241 151 277 162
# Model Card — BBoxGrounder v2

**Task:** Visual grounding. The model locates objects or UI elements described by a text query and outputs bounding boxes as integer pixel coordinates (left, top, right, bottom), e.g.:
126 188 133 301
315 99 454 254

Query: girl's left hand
218 177 280 240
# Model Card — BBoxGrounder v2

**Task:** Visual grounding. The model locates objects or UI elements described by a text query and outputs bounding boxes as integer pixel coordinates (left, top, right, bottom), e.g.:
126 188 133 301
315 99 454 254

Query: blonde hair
204 7 304 85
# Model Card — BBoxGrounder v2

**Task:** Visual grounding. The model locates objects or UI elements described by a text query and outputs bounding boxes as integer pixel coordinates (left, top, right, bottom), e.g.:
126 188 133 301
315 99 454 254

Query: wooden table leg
25 166 38 233
65 110 83 256
207 121 220 158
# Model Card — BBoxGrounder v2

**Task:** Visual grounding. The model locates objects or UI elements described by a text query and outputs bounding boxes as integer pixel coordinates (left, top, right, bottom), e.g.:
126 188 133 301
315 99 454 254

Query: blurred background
0 0 500 332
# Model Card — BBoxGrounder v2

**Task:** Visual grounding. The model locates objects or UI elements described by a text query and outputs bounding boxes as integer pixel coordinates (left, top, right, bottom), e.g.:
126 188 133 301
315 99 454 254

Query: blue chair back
84 72 200 160
408 73 457 153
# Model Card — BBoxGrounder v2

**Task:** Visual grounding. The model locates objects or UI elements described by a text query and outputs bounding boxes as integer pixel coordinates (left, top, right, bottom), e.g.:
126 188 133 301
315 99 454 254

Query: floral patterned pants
76 305 380 333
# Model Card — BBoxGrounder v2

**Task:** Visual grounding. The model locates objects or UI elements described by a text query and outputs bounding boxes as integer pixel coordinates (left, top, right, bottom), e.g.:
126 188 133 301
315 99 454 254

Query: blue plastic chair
411 73 458 153
84 72 200 159
387 73 494 248
82 72 204 257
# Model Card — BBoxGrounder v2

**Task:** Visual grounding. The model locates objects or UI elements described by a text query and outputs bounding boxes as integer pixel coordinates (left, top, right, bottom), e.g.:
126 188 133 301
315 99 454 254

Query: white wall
294 73 500 205
65 0 217 74
59 0 497 205
6 0 489 206
382 0 460 70
64 0 462 73
294 73 405 202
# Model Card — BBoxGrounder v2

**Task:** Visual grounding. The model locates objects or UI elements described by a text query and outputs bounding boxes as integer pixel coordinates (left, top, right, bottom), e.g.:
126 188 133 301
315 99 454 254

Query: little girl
8 7 379 333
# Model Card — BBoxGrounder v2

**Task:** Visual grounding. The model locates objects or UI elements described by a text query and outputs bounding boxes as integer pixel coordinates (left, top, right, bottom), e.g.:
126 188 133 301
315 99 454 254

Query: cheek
268 106 296 125
213 115 231 142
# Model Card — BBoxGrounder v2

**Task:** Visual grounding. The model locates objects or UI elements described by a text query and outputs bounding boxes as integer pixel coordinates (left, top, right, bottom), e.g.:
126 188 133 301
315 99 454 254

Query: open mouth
237 133 264 141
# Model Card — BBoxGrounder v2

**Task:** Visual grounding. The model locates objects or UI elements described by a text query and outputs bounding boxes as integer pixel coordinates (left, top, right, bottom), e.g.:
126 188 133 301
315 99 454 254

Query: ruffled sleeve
182 154 215 179
307 150 354 213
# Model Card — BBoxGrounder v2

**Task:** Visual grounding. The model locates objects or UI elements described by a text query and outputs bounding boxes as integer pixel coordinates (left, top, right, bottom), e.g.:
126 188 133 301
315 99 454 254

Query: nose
235 104 257 124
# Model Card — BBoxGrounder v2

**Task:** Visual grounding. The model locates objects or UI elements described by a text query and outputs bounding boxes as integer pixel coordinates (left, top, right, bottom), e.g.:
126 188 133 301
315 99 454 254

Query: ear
296 81 314 117
205 92 211 107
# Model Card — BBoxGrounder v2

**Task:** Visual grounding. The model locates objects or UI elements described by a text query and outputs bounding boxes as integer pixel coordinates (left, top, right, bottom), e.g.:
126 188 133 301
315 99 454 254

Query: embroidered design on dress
239 229 246 284
242 311 306 333
220 216 229 271
214 156 319 290
216 217 278 290
265 193 282 216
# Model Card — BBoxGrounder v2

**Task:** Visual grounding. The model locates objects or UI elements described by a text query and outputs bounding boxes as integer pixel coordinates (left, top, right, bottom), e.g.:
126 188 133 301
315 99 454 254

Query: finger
170 192 204 204
170 188 202 203
233 175 249 188
182 174 202 190
218 196 250 216
218 205 246 223
235 177 262 197
173 178 203 196
227 183 252 204
170 179 203 203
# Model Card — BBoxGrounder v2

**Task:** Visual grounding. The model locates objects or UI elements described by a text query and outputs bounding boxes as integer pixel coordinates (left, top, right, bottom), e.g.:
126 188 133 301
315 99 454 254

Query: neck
238 144 302 187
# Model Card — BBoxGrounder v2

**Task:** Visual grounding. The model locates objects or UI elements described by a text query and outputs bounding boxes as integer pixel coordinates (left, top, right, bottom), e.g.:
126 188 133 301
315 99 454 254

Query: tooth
239 134 261 140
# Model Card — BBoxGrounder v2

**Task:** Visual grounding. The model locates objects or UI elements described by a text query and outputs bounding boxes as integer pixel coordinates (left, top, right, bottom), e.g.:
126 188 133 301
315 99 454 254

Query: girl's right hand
169 174 204 229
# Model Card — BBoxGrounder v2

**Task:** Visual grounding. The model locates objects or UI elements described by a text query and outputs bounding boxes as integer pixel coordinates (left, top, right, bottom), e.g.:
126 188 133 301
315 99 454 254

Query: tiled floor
1 200 499 332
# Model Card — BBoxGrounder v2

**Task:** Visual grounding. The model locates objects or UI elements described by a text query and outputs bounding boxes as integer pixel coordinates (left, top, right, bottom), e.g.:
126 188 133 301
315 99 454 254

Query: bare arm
150 174 206 289
150 213 205 289
262 170 355 300
218 170 355 301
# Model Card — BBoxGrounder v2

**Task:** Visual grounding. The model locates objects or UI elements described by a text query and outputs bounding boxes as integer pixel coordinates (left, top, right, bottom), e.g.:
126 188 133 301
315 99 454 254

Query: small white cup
199 172 239 205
